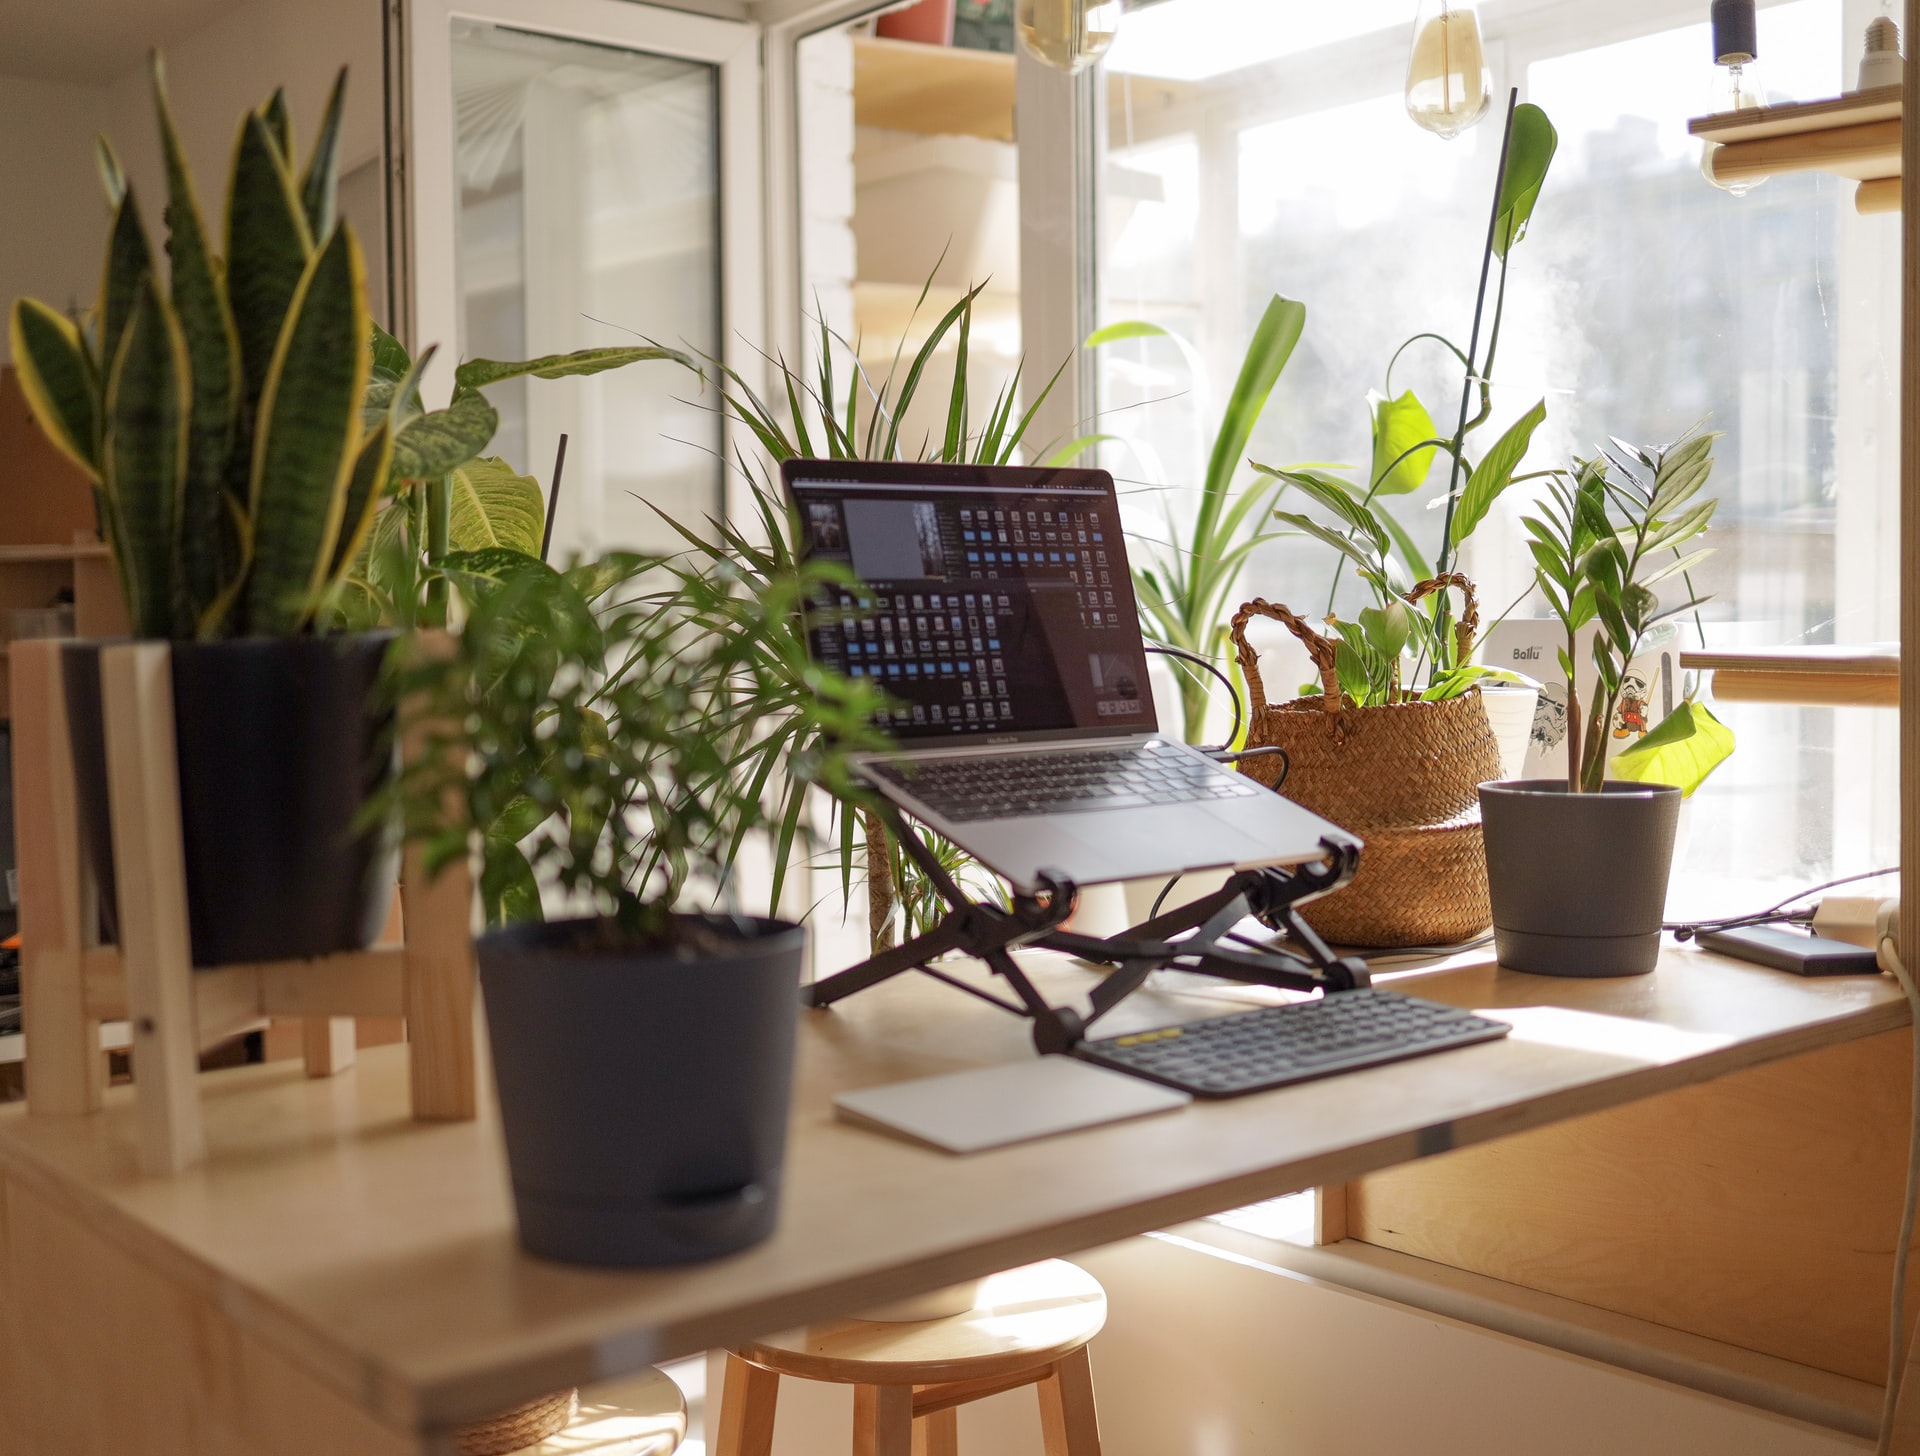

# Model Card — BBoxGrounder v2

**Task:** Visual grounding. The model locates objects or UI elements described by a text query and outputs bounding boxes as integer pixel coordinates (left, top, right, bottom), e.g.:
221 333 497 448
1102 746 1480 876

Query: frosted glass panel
451 20 721 557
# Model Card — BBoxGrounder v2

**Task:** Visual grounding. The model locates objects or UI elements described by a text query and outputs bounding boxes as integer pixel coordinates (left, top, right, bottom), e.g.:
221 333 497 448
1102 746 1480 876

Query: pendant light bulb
1701 0 1766 195
1405 0 1494 139
1016 0 1123 74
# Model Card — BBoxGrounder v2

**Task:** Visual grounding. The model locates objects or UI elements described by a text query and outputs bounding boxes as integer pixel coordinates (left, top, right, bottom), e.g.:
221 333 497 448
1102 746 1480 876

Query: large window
1098 0 1898 894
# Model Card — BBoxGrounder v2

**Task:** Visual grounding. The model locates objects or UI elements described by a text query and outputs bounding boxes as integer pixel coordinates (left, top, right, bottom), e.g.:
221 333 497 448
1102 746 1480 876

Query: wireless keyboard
1073 988 1512 1098
866 741 1257 822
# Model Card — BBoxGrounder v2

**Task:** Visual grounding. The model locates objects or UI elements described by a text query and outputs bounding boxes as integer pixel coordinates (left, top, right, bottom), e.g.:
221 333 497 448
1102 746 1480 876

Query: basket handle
1404 572 1481 666
1229 598 1345 732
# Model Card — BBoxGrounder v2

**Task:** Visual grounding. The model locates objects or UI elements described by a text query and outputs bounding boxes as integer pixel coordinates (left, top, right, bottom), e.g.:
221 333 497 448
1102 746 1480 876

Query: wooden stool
715 1260 1104 1456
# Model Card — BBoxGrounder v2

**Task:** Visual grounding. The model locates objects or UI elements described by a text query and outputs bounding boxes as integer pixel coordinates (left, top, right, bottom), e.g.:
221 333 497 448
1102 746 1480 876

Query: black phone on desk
1696 924 1882 976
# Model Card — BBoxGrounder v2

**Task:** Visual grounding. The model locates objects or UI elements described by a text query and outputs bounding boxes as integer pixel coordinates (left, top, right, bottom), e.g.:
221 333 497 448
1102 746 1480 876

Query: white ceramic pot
1478 683 1541 784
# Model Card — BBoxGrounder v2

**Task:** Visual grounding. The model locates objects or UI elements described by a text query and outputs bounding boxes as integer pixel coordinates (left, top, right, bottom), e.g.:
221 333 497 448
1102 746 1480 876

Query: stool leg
714 1354 780 1456
1036 1348 1101 1456
853 1384 914 1456
912 1407 959 1456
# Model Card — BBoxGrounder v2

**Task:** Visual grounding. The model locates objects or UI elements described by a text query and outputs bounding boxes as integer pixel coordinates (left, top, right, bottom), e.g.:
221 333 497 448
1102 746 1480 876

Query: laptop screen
785 461 1158 743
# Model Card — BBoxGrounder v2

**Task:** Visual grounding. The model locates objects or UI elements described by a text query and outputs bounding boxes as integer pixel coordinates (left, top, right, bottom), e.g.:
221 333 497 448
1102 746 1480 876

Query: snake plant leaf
1367 389 1438 496
94 134 127 206
390 386 498 480
1611 699 1735 797
226 111 314 408
104 277 190 637
154 56 243 620
449 457 544 556
1449 398 1547 548
327 417 393 581
300 68 347 240
10 300 100 477
99 188 155 378
258 87 294 166
245 224 371 635
453 345 697 392
1492 102 1559 259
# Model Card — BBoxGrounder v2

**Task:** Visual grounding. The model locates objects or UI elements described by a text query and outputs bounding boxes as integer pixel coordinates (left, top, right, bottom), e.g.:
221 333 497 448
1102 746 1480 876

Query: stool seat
736 1260 1106 1387
718 1261 1104 1456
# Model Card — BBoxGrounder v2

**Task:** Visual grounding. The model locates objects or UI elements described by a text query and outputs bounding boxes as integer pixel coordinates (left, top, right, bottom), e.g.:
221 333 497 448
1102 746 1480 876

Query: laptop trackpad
1046 805 1272 878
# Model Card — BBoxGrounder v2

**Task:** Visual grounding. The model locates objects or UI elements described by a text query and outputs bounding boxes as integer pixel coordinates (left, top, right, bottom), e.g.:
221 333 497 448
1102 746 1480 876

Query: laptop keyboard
866 741 1260 823
1075 989 1512 1098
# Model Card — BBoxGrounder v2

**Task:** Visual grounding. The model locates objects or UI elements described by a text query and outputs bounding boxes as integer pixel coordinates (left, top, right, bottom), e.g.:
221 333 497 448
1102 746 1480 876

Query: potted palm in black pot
384 553 887 1266
1479 428 1720 977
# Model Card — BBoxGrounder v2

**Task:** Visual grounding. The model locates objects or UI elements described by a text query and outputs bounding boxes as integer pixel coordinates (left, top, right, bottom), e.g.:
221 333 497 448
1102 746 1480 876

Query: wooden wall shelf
1679 645 1899 708
1690 86 1903 212
854 37 1016 143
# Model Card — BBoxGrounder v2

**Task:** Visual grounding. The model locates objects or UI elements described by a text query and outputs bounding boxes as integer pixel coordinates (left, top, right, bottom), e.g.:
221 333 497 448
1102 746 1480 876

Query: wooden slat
99 642 205 1175
258 949 409 1018
10 639 103 1116
1689 84 1902 143
853 36 1015 143
1708 117 1901 185
1862 176 1903 214
301 1019 357 1079
1708 668 1900 707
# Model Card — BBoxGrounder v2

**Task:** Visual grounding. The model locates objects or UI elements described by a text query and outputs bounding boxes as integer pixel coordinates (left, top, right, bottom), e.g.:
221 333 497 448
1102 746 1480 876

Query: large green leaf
390 387 499 480
98 190 154 377
1493 102 1559 259
244 224 370 635
225 111 314 408
154 55 243 621
1367 389 1438 496
300 68 347 240
327 418 393 581
454 346 696 392
9 300 100 477
1610 699 1735 797
370 321 413 380
1449 398 1547 547
449 457 544 556
1198 294 1305 540
104 278 189 637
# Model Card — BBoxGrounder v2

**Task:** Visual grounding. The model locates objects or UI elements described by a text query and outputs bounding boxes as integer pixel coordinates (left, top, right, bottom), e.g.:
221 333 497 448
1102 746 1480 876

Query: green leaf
449 457 544 556
1082 320 1170 347
155 58 243 623
1493 102 1558 259
1198 294 1306 544
244 224 370 635
99 190 154 377
9 299 100 477
103 277 189 637
391 387 499 480
1611 699 1736 797
454 345 697 392
327 418 393 581
1263 466 1386 552
370 321 413 380
94 134 127 206
258 87 294 164
1450 398 1546 547
225 112 314 408
300 68 347 240
1359 600 1412 660
1367 389 1438 495
1041 433 1114 467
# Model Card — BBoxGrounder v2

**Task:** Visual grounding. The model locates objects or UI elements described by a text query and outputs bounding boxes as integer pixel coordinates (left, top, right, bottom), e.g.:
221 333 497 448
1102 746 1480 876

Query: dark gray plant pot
1479 779 1683 977
477 915 806 1268
63 633 397 965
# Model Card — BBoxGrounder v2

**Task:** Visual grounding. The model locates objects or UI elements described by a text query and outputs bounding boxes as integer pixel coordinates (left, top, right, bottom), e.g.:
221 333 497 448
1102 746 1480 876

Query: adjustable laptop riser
802 803 1372 1055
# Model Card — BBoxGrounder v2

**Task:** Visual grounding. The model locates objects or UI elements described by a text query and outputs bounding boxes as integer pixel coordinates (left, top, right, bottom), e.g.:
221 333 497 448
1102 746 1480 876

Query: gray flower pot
477 914 805 1267
1479 779 1682 977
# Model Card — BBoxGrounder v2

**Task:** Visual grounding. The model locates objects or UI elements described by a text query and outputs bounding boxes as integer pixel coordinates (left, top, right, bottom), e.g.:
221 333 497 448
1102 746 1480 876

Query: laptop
784 459 1356 892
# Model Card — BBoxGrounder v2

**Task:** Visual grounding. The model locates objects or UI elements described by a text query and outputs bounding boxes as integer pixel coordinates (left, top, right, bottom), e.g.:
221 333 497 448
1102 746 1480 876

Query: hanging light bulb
1701 0 1766 195
1016 0 1123 74
1405 0 1494 139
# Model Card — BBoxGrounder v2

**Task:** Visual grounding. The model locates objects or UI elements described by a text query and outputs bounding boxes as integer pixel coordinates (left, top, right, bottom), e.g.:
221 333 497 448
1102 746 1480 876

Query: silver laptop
785 459 1355 893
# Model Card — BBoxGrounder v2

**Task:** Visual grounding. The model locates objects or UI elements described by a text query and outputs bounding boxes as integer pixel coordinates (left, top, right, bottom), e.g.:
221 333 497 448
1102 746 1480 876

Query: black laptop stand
802 801 1372 1055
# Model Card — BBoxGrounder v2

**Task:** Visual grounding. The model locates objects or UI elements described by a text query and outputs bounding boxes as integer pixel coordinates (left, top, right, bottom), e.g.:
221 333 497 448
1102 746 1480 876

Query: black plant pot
1479 779 1683 977
477 915 807 1267
64 633 397 966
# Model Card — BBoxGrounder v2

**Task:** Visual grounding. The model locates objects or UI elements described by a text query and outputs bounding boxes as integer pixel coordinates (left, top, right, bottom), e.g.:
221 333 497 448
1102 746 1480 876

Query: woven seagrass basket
453 1388 579 1456
1229 574 1502 948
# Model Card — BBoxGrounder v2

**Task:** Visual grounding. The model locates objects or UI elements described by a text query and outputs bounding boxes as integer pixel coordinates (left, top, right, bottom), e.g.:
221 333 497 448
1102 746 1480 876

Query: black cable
1144 644 1243 749
1145 750 1291 925
1149 874 1183 920
1667 867 1899 941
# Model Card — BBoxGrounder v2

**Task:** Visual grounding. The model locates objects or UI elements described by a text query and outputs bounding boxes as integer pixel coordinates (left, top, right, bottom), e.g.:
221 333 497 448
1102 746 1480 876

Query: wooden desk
0 945 1904 1453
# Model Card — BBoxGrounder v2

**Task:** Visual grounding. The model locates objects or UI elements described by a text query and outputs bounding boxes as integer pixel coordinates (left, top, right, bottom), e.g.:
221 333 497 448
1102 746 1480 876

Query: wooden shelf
854 36 1015 143
1690 86 1902 211
1680 645 1899 708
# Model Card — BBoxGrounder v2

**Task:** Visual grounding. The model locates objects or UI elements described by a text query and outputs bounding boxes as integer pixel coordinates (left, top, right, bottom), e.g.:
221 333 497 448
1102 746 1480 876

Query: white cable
1876 926 1920 1456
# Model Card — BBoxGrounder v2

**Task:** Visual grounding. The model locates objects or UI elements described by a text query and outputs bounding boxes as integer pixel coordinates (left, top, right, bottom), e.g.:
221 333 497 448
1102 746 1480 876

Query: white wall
705 1235 1865 1456
0 76 117 357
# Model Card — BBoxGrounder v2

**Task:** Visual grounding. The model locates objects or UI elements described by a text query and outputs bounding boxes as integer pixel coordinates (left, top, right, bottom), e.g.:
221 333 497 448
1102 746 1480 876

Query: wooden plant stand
9 637 477 1175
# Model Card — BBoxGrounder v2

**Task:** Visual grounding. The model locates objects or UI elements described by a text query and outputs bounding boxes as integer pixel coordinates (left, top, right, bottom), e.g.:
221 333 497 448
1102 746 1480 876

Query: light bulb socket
1712 0 1758 66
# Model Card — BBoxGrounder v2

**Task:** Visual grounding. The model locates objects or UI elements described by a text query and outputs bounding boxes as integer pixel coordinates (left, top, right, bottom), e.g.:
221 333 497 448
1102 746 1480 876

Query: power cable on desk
1666 867 1900 942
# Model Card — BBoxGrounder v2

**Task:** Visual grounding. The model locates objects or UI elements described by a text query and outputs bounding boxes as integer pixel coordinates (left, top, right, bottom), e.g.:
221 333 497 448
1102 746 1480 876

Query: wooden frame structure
9 637 477 1175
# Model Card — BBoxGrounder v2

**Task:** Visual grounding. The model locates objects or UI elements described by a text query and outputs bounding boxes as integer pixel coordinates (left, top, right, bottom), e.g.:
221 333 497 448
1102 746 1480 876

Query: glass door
405 0 762 555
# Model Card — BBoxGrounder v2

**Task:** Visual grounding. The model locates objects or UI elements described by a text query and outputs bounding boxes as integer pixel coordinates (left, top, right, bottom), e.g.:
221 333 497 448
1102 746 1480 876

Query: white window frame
396 0 766 519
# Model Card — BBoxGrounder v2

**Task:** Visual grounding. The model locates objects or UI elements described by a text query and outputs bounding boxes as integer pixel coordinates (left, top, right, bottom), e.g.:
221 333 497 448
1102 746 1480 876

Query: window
1098 0 1899 895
